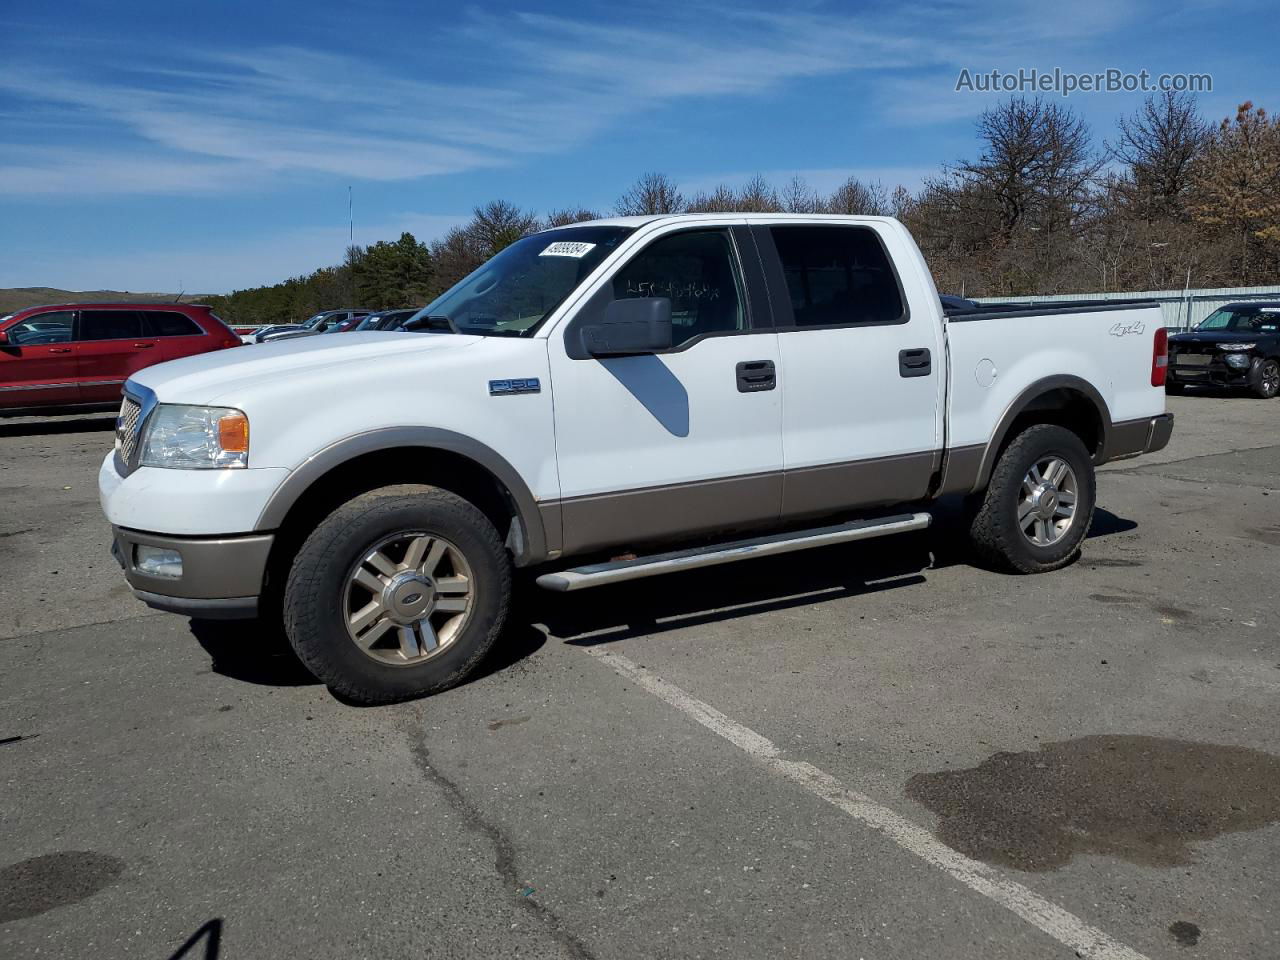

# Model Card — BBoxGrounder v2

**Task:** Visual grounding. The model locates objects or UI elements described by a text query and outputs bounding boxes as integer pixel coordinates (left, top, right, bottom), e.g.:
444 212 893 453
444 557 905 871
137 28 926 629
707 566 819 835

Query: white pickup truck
100 215 1173 703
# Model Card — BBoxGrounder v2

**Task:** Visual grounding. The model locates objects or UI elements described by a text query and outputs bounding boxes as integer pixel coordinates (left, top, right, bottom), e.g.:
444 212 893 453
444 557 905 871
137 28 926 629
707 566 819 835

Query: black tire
283 484 512 704
1164 381 1186 395
1248 357 1280 399
968 424 1096 574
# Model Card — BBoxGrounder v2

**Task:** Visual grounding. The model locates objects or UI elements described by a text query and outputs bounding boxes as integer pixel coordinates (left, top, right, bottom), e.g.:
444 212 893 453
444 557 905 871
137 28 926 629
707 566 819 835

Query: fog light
135 545 183 579
1224 353 1250 369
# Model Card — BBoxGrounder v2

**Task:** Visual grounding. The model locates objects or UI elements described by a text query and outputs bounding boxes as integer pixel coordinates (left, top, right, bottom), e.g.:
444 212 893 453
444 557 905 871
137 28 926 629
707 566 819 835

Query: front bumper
111 526 272 619
1168 357 1251 386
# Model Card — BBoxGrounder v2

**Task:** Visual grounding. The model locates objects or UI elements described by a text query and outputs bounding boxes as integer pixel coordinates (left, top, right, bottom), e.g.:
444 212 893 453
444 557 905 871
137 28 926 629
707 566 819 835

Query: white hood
130 332 481 403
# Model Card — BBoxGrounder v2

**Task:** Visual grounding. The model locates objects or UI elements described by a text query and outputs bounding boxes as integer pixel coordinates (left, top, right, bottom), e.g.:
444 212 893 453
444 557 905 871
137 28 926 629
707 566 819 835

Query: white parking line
586 648 1150 960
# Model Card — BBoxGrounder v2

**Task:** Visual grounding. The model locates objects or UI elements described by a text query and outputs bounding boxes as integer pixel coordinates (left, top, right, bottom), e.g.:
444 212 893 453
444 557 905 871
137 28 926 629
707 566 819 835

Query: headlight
1217 342 1256 351
139 404 249 469
1224 353 1251 369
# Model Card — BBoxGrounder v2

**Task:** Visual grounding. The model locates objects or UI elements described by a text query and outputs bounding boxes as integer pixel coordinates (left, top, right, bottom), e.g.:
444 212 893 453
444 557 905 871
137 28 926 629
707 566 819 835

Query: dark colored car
350 309 420 332
0 303 241 414
1167 302 1280 398
939 294 981 313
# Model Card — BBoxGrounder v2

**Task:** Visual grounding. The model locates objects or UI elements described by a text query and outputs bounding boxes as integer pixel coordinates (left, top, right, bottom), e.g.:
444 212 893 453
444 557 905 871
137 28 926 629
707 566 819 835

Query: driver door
547 223 783 557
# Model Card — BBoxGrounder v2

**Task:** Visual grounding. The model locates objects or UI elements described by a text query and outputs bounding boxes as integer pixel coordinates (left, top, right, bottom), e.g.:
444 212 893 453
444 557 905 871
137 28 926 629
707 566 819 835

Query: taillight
1151 327 1168 386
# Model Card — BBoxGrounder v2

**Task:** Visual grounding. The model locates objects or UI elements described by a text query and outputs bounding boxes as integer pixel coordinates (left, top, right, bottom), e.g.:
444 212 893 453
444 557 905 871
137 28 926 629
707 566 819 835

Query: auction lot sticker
540 241 596 258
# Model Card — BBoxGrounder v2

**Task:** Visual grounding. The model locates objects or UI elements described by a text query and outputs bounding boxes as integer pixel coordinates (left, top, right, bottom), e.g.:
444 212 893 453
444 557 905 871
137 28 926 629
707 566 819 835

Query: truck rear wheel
968 424 1096 574
283 484 512 704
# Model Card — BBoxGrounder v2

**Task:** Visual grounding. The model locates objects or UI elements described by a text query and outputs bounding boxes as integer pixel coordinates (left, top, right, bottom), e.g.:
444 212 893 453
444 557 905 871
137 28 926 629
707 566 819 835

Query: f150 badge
489 378 541 396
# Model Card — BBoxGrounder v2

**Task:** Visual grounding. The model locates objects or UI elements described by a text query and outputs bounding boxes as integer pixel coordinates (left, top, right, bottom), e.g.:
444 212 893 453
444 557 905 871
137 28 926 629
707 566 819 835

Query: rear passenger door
143 310 210 361
75 310 157 403
751 222 944 520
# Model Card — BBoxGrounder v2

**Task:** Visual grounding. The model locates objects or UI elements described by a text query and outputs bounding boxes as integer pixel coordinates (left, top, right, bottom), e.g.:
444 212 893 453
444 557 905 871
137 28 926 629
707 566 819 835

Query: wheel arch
974 375 1112 491
256 428 554 572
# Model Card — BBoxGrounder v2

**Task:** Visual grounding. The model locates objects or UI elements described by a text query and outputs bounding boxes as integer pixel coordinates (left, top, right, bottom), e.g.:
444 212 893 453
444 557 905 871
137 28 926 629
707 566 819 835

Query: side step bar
535 512 931 592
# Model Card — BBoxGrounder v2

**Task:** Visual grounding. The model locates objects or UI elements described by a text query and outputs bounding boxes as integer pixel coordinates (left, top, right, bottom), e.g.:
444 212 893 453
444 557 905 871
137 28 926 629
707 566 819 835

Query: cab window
610 229 747 348
769 226 905 327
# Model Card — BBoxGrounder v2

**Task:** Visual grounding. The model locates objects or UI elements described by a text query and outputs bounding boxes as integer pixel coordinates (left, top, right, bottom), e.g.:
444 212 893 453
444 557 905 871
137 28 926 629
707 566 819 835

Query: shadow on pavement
188 618 319 687
166 918 223 960
0 414 116 437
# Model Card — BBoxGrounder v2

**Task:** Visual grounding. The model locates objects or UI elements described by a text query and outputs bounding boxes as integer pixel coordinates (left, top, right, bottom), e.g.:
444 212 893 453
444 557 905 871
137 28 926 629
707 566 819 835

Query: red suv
0 303 241 414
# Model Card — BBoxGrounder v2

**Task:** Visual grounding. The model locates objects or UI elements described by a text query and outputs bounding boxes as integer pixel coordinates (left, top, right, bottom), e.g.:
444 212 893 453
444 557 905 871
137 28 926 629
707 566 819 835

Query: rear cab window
768 225 906 328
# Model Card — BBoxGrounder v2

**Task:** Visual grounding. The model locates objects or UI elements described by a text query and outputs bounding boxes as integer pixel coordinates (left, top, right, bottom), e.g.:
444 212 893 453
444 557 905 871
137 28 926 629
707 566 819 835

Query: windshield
407 226 634 337
1197 308 1277 333
354 313 383 331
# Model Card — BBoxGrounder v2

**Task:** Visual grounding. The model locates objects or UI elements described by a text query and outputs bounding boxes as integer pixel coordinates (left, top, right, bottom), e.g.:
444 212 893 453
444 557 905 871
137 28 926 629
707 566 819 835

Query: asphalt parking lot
2 393 1277 960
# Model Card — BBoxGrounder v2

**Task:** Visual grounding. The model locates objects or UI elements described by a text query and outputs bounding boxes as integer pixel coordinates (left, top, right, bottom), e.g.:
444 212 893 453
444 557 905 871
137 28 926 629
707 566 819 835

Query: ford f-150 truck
100 215 1173 703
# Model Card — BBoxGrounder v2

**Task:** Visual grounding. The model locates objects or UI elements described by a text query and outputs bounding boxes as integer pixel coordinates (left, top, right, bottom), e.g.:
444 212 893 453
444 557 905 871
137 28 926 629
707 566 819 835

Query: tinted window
80 310 143 341
143 311 202 337
612 230 746 346
6 311 74 345
770 226 905 327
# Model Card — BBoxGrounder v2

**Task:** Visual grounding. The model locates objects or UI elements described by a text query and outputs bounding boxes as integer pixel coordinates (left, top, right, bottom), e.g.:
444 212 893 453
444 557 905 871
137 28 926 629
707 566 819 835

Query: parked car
258 309 371 343
101 214 1172 703
351 309 420 332
1166 302 1280 398
1 303 240 414
322 314 369 334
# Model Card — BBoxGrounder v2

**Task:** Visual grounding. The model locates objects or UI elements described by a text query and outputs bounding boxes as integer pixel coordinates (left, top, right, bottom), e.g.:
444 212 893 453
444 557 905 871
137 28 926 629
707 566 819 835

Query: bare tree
954 96 1103 241
1107 91 1209 220
470 200 540 256
780 175 822 213
544 207 601 227
615 172 684 215
737 173 781 212
826 176 892 215
685 184 739 213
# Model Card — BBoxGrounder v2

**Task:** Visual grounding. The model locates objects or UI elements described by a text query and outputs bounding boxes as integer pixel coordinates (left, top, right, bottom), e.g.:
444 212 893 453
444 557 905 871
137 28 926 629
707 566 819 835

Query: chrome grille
117 395 142 463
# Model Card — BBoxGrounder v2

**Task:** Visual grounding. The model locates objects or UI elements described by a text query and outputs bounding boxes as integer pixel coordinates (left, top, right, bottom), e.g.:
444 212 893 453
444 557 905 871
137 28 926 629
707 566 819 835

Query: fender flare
973 375 1113 490
254 427 554 565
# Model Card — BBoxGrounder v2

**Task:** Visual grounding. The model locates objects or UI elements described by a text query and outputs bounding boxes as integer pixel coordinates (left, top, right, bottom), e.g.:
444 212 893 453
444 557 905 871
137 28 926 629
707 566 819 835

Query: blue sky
1 0 1273 294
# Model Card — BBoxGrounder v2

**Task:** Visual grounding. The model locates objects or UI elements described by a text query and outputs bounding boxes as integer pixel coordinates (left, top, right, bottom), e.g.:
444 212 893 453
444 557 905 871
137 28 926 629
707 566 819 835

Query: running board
535 512 931 592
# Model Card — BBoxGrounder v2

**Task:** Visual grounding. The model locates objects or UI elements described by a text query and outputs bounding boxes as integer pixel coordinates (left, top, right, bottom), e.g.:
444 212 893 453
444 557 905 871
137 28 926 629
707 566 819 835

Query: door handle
898 348 931 378
133 342 156 348
736 359 776 393
48 347 72 354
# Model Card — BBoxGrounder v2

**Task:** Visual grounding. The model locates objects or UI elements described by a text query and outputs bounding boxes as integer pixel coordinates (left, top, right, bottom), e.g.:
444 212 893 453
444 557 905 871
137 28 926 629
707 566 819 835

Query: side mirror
581 298 673 357
0 330 8 345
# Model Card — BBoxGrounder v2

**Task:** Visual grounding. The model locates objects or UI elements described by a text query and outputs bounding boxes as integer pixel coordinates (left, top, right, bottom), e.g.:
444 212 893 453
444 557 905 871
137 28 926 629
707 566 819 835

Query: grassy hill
0 287 213 314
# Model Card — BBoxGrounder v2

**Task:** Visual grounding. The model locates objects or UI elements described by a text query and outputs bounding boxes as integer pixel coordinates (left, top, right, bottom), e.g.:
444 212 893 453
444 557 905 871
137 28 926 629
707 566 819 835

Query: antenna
348 185 353 248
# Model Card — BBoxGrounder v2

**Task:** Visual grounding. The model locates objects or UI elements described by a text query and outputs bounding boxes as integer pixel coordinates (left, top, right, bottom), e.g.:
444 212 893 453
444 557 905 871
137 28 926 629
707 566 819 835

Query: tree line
208 93 1280 324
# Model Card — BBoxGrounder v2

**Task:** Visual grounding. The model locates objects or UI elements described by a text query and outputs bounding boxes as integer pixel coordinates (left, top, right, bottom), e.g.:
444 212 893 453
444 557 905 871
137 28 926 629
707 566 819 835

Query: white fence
976 285 1280 332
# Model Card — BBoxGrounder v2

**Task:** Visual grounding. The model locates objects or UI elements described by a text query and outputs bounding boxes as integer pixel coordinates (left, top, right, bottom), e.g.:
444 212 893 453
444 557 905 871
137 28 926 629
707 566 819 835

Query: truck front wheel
283 484 512 704
968 424 1096 574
